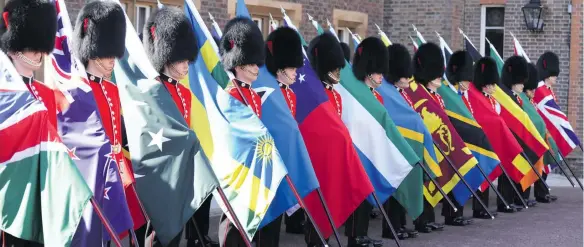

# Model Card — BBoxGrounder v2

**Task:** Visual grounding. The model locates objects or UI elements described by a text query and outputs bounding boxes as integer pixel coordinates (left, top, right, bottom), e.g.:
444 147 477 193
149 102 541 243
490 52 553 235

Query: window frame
135 4 151 35
480 5 505 56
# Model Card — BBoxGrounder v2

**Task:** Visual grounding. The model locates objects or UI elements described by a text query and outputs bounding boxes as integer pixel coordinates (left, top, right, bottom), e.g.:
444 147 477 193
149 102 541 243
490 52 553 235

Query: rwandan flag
437 35 499 205
282 13 374 238
312 18 418 205
184 0 288 239
235 0 320 228
405 82 479 206
378 82 438 219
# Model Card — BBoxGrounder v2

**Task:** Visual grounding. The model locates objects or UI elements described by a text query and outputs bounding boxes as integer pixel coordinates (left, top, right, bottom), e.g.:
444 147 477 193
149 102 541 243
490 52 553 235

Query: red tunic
427 87 446 110
279 82 296 117
228 79 262 118
397 87 414 109
23 76 58 129
88 73 145 229
322 81 342 116
159 74 192 125
371 88 383 104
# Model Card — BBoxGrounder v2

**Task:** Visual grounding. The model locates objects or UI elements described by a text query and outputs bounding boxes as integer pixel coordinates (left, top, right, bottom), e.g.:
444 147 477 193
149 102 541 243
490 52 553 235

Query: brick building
6 0 580 173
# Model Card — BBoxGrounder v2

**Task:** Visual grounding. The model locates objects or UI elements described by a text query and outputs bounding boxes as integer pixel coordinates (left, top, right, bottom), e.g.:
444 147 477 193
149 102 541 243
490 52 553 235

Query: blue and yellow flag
183 0 288 239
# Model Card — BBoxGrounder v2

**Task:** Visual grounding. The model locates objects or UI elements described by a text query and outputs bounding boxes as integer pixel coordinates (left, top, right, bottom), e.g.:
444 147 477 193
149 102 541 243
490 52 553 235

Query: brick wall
65 0 86 25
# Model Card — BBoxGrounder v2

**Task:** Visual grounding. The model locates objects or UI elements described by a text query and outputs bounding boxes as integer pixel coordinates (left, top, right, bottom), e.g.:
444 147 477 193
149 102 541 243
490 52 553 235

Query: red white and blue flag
533 82 580 157
46 0 134 244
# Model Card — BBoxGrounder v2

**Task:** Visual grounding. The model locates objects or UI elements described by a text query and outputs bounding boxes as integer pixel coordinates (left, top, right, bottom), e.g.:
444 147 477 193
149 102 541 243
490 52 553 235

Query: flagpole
283 176 331 247
496 164 529 209
215 187 253 247
475 163 511 209
520 152 550 191
547 151 576 187
371 192 402 247
415 162 458 211
90 197 123 247
432 142 494 219
558 152 584 190
315 188 342 246
190 216 209 247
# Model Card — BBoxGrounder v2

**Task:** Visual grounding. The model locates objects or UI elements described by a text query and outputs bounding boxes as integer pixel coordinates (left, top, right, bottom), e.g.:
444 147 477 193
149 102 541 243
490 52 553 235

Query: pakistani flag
113 13 219 245
0 50 92 246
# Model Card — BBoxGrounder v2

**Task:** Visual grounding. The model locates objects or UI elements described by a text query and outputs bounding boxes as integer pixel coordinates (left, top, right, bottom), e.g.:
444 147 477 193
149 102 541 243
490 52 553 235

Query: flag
486 40 504 74
533 82 580 157
281 11 308 47
375 24 392 46
285 13 374 238
268 14 278 33
45 0 135 243
311 16 417 205
235 0 250 18
326 19 340 41
209 13 222 41
491 84 549 190
307 14 324 34
377 82 438 219
113 12 219 245
235 1 320 227
0 50 92 246
437 35 499 205
404 82 478 206
184 0 288 239
461 31 481 62
466 84 531 189
409 36 419 52
511 33 531 63
519 93 562 173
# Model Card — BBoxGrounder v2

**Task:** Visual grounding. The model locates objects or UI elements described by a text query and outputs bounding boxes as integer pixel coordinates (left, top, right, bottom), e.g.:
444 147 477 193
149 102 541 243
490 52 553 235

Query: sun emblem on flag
256 135 275 165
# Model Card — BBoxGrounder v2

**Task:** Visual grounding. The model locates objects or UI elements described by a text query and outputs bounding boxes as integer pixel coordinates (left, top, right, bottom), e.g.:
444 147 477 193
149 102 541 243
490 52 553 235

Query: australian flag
48 0 133 245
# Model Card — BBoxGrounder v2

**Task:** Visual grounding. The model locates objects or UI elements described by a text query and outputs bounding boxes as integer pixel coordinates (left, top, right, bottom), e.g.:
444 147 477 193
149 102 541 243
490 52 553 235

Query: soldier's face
545 76 557 86
10 51 44 73
459 81 471 91
512 84 524 94
235 64 259 83
483 84 496 94
94 57 116 75
367 73 383 88
396 77 410 89
278 67 297 85
525 89 535 99
167 60 189 80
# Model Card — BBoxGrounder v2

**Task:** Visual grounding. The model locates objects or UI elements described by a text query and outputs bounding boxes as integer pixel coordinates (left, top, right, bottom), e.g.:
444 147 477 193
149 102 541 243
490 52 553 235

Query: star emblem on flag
148 128 170 151
104 186 111 200
298 74 306 83
67 147 80 160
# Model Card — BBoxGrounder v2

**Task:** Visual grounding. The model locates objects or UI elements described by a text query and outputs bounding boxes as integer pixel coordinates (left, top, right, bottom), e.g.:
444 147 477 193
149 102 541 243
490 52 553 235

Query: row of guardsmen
0 0 560 246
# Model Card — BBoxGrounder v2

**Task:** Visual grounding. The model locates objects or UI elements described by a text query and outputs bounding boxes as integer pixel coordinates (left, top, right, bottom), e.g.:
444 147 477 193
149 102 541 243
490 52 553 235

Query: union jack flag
533 81 581 157
46 0 134 244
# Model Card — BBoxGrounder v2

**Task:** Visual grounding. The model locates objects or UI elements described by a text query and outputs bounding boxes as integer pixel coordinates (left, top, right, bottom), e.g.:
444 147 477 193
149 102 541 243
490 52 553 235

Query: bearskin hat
537 51 560 81
524 62 539 92
352 37 388 81
446 50 473 84
220 17 264 70
143 7 197 73
0 0 56 54
472 57 499 90
307 32 345 81
340 42 351 62
502 56 529 88
385 43 412 84
265 26 303 77
412 42 444 85
73 0 126 66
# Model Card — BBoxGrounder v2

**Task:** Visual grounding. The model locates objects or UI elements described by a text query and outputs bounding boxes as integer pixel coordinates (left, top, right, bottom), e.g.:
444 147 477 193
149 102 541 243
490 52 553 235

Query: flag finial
209 12 215 22
458 27 464 35
156 0 164 9
375 23 381 32
280 6 286 14
435 31 441 38
307 13 313 21
412 24 418 32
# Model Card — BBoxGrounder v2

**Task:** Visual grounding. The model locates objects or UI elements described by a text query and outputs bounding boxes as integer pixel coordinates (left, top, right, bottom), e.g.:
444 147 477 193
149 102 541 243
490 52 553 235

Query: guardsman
411 42 447 234
383 43 419 240
501 56 538 209
264 26 305 234
142 6 219 247
441 50 475 226
537 52 560 103
304 31 345 247
0 0 56 245
346 36 388 247
217 17 272 247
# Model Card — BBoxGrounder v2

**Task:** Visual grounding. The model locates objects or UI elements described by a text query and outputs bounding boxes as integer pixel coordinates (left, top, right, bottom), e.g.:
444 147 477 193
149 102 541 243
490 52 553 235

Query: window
337 27 356 59
135 5 151 35
252 17 262 30
480 6 505 57
250 15 283 38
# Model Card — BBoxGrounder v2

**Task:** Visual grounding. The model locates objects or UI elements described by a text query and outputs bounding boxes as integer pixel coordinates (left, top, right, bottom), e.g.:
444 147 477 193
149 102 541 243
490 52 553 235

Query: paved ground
125 174 584 247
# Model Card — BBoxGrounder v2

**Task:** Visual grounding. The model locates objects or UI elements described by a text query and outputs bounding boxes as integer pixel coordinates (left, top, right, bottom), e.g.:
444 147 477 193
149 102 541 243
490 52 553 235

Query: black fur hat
143 7 197 73
340 42 350 62
446 50 473 85
0 0 56 54
73 0 126 66
412 42 444 85
385 43 412 84
472 57 499 90
537 51 560 81
307 32 345 81
265 26 303 77
352 37 388 81
524 62 539 92
220 17 264 70
502 56 529 88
